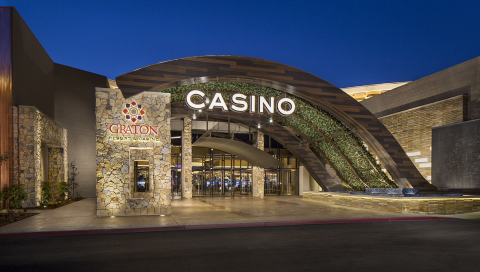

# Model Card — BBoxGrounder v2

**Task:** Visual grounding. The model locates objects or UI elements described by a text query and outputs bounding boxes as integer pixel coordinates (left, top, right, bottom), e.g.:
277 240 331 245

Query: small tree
57 181 68 203
68 161 80 199
40 181 53 206
1 151 10 209
2 184 28 209
1 151 28 212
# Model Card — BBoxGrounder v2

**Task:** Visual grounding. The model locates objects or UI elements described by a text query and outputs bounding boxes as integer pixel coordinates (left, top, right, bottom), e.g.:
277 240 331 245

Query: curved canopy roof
116 55 434 191
193 137 283 169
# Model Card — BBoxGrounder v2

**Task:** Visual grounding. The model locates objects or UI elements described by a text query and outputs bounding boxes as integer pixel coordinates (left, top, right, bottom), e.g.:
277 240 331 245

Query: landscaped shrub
40 181 54 206
57 182 68 203
2 184 28 209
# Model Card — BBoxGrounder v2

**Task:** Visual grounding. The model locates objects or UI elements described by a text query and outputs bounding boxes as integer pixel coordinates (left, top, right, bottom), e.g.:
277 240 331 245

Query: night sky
3 0 480 88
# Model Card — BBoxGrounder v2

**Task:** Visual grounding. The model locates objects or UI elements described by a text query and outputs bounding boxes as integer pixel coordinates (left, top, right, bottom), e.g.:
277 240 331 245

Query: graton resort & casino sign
185 90 296 115
108 101 160 142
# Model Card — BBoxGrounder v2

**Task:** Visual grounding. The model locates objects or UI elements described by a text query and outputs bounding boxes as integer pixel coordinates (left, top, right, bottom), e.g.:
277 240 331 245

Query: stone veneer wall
252 131 265 197
181 117 192 199
378 96 465 182
48 148 65 197
95 88 171 216
13 106 67 207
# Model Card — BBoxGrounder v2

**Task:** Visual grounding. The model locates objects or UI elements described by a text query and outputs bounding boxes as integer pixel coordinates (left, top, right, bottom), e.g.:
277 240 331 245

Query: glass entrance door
171 169 181 197
191 148 251 197
265 170 279 195
239 169 251 195
280 170 297 195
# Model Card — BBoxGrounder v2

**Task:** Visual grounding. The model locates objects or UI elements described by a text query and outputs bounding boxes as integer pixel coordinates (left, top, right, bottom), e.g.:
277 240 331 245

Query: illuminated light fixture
110 216 115 218
269 117 273 123
192 113 196 120
160 214 166 217
257 123 261 129
198 109 202 113
171 136 181 139
205 96 210 104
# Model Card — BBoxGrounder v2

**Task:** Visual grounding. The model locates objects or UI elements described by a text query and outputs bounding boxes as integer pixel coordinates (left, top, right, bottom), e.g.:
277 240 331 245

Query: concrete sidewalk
1 196 476 237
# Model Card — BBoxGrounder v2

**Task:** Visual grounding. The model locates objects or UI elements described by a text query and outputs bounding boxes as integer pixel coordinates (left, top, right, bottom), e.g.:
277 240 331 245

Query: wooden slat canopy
116 56 435 191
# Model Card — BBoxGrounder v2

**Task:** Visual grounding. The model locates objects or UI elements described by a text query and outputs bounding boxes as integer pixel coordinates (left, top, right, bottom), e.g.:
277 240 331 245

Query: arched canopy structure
116 56 435 191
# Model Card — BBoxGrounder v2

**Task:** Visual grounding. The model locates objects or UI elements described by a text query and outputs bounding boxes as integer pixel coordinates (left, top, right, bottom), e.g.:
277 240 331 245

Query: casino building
1 7 479 216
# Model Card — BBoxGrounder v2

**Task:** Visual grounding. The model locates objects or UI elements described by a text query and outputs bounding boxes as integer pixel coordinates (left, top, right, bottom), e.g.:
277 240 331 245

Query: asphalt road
1 219 480 272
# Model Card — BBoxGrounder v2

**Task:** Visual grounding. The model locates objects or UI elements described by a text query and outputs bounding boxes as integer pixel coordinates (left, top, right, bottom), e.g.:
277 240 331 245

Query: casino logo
122 101 145 122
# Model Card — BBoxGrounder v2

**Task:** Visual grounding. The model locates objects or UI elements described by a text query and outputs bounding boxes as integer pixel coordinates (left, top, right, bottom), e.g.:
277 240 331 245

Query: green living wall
160 82 397 190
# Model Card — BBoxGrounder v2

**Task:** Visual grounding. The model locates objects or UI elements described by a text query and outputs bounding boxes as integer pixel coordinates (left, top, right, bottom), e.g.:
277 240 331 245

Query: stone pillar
181 117 192 199
252 131 265 197
14 106 68 207
95 88 171 216
16 106 37 207
48 148 65 198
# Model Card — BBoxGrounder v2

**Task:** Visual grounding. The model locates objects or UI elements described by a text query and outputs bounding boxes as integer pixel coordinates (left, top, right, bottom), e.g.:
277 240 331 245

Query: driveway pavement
1 196 477 237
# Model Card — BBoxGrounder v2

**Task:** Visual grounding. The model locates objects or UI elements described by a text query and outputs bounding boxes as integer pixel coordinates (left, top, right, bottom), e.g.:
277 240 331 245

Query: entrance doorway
191 148 252 196
170 130 299 197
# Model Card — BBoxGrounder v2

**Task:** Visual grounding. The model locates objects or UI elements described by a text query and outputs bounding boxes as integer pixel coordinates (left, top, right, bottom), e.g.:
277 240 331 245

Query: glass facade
191 147 252 196
171 131 299 197
264 148 298 196
170 148 182 197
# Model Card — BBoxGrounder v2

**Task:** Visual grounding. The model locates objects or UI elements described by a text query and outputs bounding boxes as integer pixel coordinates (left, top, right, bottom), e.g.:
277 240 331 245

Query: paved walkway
1 196 478 237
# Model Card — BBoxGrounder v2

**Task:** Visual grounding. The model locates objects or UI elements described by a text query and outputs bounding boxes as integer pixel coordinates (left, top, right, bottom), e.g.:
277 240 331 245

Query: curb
0 216 459 238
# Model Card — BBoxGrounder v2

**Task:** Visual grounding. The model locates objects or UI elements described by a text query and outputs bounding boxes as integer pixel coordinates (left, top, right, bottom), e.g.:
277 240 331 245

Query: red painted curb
0 230 90 238
338 218 390 223
388 217 459 221
184 222 265 230
429 217 458 220
389 217 433 221
0 216 462 238
88 226 185 234
265 220 338 226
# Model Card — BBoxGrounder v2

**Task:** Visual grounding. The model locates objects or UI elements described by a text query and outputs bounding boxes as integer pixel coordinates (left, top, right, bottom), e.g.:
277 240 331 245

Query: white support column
298 164 311 195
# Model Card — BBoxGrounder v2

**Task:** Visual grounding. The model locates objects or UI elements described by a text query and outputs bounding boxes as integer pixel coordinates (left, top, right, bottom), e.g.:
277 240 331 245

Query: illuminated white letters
259 96 274 114
250 95 256 113
208 93 228 111
277 97 296 115
231 94 248 112
186 90 206 109
184 90 296 116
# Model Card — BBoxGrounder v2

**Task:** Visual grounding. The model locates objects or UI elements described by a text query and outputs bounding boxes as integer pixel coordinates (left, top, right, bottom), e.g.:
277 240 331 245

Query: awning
193 137 283 168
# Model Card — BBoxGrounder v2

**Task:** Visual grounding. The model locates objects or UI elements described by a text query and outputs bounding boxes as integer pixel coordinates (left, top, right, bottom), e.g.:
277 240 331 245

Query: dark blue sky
3 0 480 87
